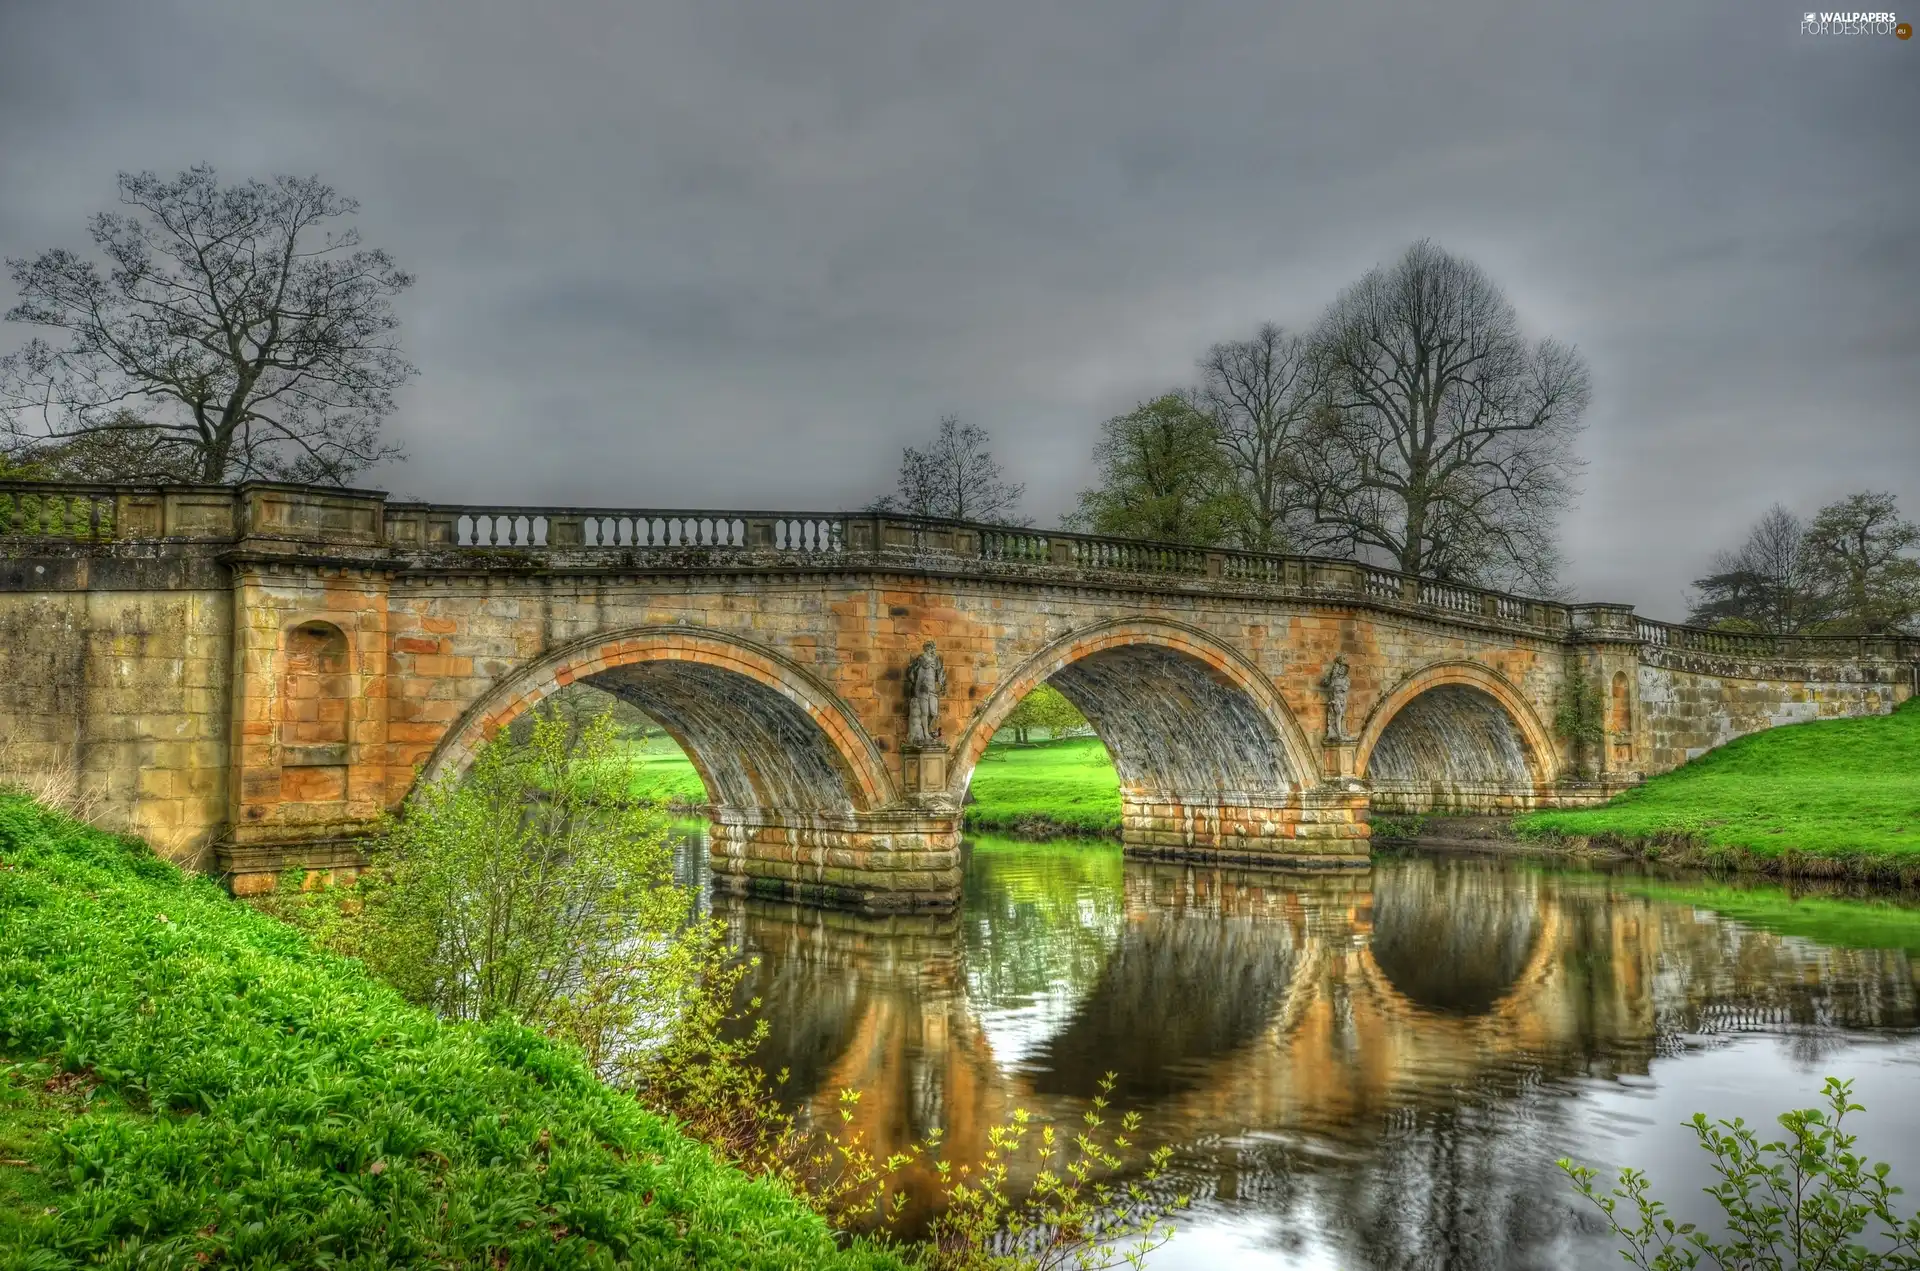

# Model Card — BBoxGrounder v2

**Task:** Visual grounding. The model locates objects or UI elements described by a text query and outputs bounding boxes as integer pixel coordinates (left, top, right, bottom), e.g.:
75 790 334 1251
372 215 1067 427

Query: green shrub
263 707 710 1072
1562 1078 1920 1269
1554 665 1606 780
0 793 904 1269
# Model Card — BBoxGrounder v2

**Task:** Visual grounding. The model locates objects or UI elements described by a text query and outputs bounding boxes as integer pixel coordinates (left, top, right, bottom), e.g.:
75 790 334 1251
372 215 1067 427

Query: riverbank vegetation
1 708 1185 1267
1603 875 1920 959
1563 1078 1920 1269
0 791 903 1269
1518 697 1920 874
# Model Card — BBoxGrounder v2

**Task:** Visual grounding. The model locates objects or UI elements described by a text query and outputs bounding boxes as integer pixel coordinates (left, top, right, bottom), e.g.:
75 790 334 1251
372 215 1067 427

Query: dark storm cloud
2 0 1914 615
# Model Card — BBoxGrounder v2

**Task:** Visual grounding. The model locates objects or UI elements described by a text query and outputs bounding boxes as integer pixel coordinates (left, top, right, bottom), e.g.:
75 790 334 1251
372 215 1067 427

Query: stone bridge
1 481 1912 909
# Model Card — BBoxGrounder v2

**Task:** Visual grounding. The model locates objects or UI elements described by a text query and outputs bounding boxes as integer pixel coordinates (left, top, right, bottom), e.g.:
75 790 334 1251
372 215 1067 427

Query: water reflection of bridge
723 852 1920 1233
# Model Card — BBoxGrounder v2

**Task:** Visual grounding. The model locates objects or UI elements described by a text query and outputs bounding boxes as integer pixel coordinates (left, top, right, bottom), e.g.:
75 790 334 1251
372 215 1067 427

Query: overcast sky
1 0 1914 618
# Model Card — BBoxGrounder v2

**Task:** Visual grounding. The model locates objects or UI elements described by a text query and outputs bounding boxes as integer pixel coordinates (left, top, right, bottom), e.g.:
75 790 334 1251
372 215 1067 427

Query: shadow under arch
948 618 1321 805
417 627 894 814
1353 660 1557 810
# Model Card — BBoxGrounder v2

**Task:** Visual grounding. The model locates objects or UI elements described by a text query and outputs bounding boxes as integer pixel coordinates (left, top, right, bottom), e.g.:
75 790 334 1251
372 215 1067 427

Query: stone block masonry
1 481 1912 909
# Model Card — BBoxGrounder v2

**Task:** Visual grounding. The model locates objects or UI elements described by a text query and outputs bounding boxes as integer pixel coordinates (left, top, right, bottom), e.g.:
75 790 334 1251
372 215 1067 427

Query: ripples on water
673 832 1920 1270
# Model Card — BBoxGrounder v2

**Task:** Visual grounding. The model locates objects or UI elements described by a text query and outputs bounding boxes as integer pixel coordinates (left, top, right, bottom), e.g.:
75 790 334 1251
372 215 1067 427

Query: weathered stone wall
0 548 231 867
1637 647 1912 772
221 561 392 891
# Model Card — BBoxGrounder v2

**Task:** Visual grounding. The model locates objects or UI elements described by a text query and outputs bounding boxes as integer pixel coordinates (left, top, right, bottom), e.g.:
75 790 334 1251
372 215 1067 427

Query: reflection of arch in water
417 627 893 816
1026 906 1304 1101
1356 908 1564 1031
718 893 973 1112
1365 859 1548 1017
1355 661 1556 812
950 619 1319 806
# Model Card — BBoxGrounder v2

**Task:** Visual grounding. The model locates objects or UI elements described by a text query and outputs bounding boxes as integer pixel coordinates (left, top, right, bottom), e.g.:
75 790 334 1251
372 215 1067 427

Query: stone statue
1321 654 1351 742
905 639 948 746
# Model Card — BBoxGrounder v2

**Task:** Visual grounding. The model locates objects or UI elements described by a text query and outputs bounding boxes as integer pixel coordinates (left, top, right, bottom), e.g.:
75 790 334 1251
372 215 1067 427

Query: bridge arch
418 627 894 813
1354 660 1557 807
948 618 1321 805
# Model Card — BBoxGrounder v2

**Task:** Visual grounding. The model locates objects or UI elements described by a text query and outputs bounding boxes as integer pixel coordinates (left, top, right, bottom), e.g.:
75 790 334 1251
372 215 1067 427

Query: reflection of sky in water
1143 1035 1920 1270
718 841 1920 1270
975 985 1088 1072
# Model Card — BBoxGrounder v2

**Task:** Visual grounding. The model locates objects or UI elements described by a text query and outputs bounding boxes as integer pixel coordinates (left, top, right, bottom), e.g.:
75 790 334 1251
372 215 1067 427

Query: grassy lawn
1518 697 1920 865
609 734 709 806
0 793 903 1269
963 735 1122 838
610 732 1126 839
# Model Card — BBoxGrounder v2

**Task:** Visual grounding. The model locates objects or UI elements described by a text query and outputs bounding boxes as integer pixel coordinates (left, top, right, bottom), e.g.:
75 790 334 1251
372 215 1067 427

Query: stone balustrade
7 478 1916 664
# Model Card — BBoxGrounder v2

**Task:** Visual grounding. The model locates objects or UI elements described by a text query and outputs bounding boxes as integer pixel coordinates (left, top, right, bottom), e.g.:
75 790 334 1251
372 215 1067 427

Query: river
683 832 1920 1269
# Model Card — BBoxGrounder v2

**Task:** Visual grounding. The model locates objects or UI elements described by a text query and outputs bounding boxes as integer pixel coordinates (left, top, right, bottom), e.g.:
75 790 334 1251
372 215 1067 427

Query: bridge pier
707 808 964 913
1119 787 1372 869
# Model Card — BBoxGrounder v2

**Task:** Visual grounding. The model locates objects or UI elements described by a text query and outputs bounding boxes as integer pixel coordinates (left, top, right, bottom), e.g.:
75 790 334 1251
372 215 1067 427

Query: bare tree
1 165 414 483
1197 322 1327 552
1687 504 1831 634
1304 241 1590 591
879 415 1026 523
1806 491 1920 636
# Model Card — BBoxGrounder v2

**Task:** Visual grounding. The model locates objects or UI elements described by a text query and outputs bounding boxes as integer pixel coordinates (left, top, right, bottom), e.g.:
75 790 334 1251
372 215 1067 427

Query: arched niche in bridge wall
417 628 894 815
1354 661 1556 805
948 619 1320 804
279 620 352 802
1610 670 1633 768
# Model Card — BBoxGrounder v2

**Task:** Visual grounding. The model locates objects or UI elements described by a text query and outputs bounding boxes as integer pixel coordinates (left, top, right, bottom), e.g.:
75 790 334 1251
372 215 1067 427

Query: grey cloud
1 0 1914 616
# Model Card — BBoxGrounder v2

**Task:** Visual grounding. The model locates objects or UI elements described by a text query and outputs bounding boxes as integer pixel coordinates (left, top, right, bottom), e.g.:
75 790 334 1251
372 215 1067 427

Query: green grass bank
615 734 710 808
613 733 1126 840
0 794 905 1270
961 736 1121 839
1518 697 1920 879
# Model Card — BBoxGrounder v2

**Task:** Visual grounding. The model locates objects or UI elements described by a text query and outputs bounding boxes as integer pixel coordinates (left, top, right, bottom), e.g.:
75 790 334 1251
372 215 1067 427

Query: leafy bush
260 707 710 1070
0 792 904 1269
1562 1078 1920 1269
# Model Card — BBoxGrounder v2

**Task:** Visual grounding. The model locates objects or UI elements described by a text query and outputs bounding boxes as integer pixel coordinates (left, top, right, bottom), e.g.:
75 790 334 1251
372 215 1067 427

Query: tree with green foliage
324 707 700 1065
1563 1078 1920 1269
1068 394 1239 545
1000 682 1090 744
1806 491 1920 637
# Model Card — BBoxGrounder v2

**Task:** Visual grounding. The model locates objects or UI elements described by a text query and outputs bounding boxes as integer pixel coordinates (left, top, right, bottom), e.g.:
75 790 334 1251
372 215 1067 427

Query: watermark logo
1799 9 1909 34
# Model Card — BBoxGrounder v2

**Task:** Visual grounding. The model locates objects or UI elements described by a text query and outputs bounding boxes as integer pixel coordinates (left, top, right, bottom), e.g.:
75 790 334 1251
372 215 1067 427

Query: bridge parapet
304 491 1596 641
10 480 1917 665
